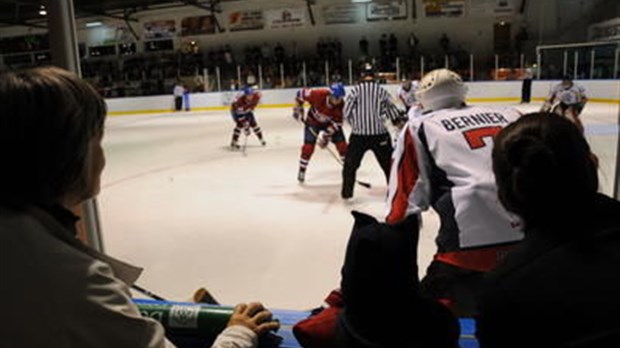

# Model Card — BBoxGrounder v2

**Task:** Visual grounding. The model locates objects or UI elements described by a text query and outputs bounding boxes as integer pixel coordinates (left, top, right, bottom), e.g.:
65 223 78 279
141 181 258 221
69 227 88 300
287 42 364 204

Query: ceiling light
352 0 372 3
39 5 47 16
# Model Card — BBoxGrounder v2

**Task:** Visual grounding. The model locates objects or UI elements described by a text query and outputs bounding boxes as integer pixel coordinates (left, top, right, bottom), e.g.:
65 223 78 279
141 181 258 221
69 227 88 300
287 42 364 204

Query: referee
342 64 402 199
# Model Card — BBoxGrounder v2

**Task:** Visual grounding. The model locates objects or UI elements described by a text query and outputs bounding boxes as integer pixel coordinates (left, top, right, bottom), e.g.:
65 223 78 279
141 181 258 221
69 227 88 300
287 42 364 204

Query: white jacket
0 206 256 348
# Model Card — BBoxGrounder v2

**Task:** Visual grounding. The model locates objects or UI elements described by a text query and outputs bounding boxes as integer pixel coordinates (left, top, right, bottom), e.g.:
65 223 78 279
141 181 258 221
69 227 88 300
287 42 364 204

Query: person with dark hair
0 67 279 348
385 68 523 317
337 212 461 348
292 212 460 348
476 113 620 347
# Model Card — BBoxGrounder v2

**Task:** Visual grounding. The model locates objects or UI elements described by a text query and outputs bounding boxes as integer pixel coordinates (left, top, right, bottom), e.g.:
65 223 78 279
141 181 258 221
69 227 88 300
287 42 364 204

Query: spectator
292 212 460 348
439 33 450 53
408 32 420 57
338 212 461 347
477 113 620 347
0 66 279 348
515 26 528 54
388 33 398 57
379 34 388 57
359 36 369 56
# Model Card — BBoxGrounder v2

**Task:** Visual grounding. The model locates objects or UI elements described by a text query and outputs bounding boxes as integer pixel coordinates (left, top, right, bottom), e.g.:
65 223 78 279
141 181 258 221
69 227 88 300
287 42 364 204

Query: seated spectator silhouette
476 113 620 347
0 66 279 348
293 211 460 348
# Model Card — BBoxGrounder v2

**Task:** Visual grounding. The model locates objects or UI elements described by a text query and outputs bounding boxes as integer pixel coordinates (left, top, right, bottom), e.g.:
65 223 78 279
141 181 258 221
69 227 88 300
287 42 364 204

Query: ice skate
297 170 305 183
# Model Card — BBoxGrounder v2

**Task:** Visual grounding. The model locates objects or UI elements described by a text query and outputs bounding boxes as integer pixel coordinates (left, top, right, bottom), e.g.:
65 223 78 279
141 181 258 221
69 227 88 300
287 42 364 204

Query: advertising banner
367 1 407 21
322 4 361 24
422 0 465 18
143 20 176 40
181 15 217 36
264 8 305 29
228 10 264 32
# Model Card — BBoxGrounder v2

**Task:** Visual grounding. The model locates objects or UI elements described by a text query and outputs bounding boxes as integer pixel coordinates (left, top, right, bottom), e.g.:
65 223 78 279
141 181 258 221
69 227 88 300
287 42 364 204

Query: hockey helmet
361 63 375 78
401 79 412 90
415 69 467 111
241 86 255 96
329 82 346 99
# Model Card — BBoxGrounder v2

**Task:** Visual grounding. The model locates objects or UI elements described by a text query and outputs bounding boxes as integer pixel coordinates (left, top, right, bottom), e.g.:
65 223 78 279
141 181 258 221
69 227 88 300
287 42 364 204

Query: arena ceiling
0 0 266 28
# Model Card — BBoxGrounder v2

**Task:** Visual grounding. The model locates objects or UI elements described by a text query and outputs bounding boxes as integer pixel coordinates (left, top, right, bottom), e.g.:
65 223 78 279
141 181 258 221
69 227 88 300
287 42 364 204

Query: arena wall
105 79 620 115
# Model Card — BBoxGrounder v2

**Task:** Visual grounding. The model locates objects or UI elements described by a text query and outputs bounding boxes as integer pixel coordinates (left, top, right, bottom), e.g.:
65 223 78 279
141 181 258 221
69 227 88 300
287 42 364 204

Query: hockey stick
241 131 249 156
131 284 167 301
305 125 372 189
132 284 221 306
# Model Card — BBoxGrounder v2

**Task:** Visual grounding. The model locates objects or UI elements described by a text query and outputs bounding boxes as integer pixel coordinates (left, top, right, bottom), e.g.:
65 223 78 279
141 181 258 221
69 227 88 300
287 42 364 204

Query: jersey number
463 126 502 149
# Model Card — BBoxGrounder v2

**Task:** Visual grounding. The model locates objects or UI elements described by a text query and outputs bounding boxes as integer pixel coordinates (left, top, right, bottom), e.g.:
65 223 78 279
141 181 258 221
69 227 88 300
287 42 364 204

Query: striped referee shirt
344 80 400 135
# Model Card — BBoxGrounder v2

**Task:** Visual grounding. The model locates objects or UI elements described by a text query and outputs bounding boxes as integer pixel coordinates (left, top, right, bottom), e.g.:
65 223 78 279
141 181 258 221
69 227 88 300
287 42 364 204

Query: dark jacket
337 211 460 348
476 194 620 347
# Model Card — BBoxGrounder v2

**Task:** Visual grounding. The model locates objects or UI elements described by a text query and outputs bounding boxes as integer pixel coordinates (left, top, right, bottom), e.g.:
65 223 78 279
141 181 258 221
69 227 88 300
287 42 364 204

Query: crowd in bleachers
78 34 534 98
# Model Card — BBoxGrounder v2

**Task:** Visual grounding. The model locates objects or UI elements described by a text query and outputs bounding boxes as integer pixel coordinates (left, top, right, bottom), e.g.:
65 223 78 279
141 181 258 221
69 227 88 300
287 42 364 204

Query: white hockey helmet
415 69 467 111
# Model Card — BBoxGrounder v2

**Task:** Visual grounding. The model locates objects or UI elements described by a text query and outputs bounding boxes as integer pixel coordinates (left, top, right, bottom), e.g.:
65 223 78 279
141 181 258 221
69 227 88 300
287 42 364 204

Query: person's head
241 85 256 97
561 76 573 89
338 212 459 347
0 67 107 208
401 79 412 91
328 82 345 105
360 63 374 81
415 68 467 112
492 113 598 230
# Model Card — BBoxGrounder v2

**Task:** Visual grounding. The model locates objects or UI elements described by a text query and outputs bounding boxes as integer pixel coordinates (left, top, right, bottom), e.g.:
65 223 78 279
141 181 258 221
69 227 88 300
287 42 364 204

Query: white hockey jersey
549 83 587 106
386 105 523 256
397 81 419 109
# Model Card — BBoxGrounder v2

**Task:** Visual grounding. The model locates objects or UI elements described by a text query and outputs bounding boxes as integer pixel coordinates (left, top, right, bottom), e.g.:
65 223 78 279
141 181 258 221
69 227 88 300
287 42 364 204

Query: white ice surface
98 102 618 310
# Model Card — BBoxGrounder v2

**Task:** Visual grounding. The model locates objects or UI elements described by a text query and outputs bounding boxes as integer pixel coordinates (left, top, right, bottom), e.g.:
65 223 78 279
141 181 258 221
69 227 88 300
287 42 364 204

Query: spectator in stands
515 26 529 54
439 33 450 53
477 113 620 347
388 33 398 58
0 66 279 348
408 32 420 57
359 35 369 56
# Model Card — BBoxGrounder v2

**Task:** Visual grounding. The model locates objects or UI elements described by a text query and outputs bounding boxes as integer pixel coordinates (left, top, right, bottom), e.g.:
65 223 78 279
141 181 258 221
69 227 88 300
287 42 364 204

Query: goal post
535 41 620 80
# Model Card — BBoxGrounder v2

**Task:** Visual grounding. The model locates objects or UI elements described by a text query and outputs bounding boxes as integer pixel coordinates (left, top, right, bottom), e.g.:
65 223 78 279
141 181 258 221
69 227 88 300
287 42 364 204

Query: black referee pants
342 133 392 199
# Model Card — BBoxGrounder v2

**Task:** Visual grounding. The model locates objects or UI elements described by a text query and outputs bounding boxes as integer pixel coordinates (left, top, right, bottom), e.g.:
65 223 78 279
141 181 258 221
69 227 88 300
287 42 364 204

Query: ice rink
98 102 619 311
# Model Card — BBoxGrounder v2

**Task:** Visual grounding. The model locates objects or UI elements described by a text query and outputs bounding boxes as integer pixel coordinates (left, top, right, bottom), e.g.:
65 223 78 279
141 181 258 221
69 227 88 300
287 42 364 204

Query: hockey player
541 76 588 132
230 86 266 149
293 83 348 183
385 68 524 316
396 78 420 113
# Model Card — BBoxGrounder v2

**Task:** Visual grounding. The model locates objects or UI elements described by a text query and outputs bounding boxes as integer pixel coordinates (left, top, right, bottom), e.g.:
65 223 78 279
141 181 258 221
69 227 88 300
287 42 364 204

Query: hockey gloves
293 106 304 122
540 101 552 113
318 126 336 149
243 121 251 136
